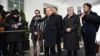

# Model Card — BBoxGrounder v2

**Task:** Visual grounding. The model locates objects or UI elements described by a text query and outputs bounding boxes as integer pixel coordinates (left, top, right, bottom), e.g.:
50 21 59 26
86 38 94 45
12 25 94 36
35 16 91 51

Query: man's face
67 8 74 15
46 8 53 16
83 5 90 13
35 11 40 16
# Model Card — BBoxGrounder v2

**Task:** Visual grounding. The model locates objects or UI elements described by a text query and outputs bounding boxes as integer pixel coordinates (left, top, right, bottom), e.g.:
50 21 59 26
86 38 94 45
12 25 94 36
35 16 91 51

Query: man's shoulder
54 14 62 19
56 14 62 17
90 11 97 16
32 16 36 19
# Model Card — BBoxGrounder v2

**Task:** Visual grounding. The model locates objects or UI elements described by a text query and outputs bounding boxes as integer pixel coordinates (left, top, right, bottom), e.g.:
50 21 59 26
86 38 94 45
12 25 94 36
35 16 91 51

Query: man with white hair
62 7 80 56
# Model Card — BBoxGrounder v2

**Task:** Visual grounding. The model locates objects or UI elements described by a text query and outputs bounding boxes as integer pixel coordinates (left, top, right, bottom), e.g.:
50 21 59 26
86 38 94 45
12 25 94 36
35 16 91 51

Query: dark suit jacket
55 14 62 42
82 11 99 36
30 16 42 33
62 14 80 50
83 15 100 24
30 16 43 40
43 14 61 47
6 15 24 42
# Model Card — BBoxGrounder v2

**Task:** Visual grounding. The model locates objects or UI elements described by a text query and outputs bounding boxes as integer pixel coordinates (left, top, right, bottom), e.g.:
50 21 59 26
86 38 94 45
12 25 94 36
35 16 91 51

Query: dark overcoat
62 14 80 50
82 11 99 36
43 14 61 47
6 15 23 42
30 16 43 41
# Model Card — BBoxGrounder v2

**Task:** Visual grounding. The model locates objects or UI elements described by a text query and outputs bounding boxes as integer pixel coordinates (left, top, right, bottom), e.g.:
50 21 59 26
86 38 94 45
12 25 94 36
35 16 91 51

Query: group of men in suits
30 3 100 56
0 2 100 56
30 7 62 56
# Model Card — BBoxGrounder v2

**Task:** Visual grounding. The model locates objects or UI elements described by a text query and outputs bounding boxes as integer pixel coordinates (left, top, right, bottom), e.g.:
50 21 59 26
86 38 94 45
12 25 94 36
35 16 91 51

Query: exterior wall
0 0 8 11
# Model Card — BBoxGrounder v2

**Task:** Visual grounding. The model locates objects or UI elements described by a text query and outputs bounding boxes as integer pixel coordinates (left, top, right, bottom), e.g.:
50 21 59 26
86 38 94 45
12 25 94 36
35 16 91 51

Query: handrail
0 30 29 33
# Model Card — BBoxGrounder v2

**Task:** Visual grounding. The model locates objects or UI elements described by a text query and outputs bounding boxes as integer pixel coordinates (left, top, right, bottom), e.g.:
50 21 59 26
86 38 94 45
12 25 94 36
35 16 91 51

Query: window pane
14 2 19 9
9 0 14 2
8 0 14 11
20 3 24 10
20 0 24 2
15 0 19 2
8 0 24 11
9 8 13 11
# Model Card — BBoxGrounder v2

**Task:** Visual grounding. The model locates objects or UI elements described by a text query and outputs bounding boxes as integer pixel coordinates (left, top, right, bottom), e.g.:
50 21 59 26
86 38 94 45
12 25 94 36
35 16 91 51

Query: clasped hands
66 28 72 32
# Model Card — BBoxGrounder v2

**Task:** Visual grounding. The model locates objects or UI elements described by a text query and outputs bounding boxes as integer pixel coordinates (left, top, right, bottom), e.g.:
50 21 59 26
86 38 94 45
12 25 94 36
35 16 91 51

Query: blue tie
47 16 49 21
44 16 49 28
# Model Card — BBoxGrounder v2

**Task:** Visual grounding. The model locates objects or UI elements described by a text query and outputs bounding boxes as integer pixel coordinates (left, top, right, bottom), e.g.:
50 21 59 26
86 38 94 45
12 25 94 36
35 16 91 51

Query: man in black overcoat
43 7 61 56
52 7 62 56
81 3 99 56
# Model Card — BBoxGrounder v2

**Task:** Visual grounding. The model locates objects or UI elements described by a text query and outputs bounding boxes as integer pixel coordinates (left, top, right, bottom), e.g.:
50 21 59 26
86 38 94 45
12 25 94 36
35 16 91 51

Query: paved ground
25 46 100 56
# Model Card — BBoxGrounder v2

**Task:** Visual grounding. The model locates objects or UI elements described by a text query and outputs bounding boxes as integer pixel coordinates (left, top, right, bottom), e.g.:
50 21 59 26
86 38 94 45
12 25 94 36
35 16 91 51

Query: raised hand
80 13 85 18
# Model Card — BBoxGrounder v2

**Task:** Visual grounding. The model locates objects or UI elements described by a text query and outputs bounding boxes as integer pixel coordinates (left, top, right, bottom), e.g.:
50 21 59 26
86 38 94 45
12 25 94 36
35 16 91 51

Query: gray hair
67 7 74 11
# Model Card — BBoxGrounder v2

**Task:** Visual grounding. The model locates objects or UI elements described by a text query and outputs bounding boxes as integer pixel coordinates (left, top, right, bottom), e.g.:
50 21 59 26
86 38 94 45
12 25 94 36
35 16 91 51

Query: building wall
1 0 100 21
24 0 43 22
92 5 100 15
0 0 8 11
24 0 68 22
0 0 73 21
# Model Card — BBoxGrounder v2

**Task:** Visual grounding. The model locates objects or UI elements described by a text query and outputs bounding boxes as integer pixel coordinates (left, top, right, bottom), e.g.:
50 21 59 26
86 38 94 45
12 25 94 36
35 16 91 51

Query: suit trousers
8 42 24 56
56 37 62 55
45 46 55 56
82 33 96 56
0 33 8 56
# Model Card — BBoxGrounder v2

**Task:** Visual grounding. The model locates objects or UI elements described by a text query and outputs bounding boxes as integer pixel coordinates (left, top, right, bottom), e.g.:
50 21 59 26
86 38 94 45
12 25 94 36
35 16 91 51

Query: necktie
47 16 49 21
44 16 49 28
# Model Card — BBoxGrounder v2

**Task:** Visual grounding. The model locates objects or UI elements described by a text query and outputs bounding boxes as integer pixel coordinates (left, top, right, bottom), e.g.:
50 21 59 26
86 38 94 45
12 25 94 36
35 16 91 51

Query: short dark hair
35 9 40 13
0 5 4 10
53 7 57 10
46 7 53 10
84 3 92 9
11 9 19 15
